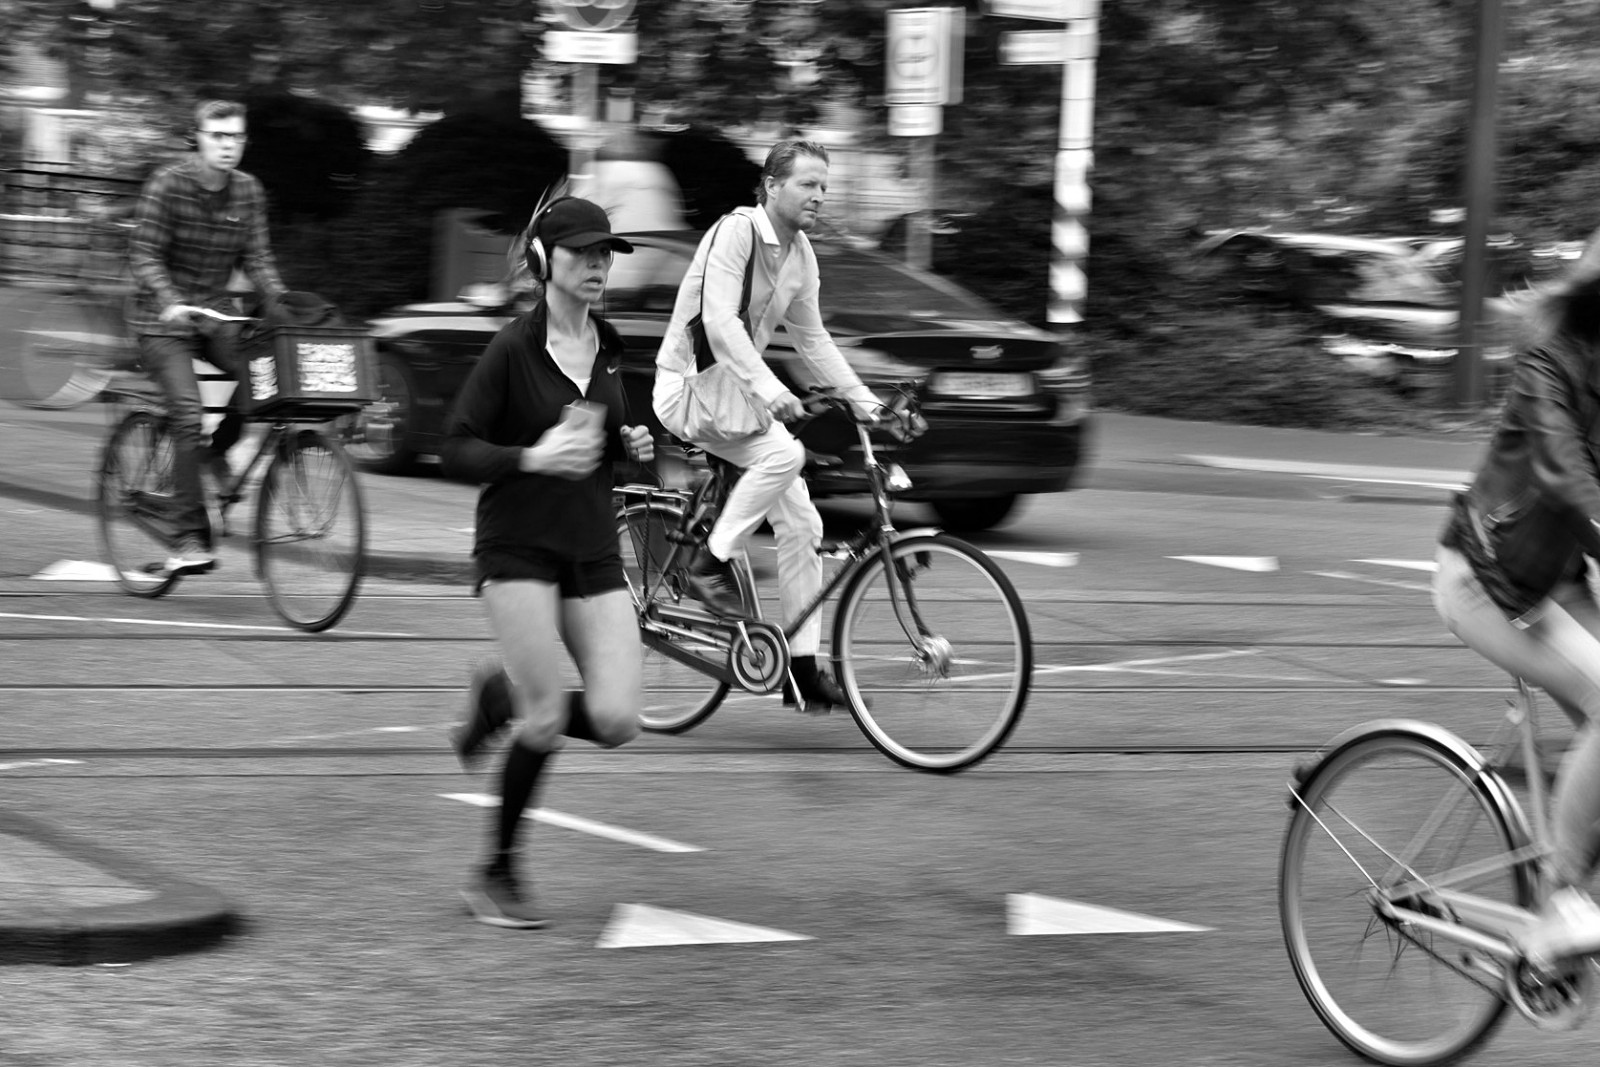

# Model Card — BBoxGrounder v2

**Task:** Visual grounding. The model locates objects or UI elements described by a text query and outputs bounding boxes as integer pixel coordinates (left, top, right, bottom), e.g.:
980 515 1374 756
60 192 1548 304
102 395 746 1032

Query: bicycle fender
1288 718 1532 846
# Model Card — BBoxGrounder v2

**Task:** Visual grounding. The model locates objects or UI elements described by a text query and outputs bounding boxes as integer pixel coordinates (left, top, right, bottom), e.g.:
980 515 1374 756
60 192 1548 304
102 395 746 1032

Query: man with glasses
127 98 289 573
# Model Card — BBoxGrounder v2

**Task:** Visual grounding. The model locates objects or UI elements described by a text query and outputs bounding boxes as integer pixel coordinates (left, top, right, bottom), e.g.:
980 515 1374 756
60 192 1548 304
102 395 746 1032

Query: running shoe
461 865 549 930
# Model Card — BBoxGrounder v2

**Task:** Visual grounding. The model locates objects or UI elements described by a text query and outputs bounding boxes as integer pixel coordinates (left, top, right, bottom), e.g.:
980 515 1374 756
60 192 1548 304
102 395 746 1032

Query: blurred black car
1197 229 1515 392
876 209 976 272
356 229 1091 531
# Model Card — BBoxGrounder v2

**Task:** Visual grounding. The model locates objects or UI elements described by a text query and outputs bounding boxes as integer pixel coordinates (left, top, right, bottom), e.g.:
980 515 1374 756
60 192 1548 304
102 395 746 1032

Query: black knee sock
492 740 550 866
791 655 819 686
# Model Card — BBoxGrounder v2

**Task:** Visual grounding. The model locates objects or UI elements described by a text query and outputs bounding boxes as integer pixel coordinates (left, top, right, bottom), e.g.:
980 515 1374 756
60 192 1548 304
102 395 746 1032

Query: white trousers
701 422 824 657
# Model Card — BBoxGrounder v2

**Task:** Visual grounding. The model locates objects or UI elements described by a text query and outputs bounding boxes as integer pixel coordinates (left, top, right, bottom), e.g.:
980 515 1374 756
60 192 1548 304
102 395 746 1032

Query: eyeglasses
199 131 248 145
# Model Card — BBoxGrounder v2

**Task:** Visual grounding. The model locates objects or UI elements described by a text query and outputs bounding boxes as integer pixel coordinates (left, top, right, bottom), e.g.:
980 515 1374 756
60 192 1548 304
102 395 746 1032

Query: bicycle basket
239 324 377 419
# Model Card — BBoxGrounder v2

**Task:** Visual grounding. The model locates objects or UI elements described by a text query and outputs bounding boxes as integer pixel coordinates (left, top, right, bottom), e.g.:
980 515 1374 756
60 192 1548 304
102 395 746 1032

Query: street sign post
886 8 965 271
537 0 639 197
995 6 1098 327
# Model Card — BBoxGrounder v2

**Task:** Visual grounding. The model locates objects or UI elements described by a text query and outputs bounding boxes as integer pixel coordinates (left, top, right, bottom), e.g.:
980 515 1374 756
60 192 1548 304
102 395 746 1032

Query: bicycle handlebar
795 383 927 443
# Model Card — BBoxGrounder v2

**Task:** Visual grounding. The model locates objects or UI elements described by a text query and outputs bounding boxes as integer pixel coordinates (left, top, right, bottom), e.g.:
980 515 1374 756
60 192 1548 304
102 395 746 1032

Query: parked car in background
1197 229 1517 393
357 228 1092 531
876 209 975 272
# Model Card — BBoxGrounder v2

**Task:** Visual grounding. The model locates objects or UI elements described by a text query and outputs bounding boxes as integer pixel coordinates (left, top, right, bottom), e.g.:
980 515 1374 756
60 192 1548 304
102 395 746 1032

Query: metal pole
909 134 935 272
1048 17 1097 328
1454 0 1504 408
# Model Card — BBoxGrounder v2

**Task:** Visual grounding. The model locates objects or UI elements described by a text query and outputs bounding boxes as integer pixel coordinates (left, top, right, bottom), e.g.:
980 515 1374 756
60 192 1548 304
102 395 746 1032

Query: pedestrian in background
442 195 653 929
126 98 289 574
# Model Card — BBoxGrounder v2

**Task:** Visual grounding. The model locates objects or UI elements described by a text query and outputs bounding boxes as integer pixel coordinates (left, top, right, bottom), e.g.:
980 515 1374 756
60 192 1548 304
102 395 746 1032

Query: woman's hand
519 420 603 479
621 425 655 463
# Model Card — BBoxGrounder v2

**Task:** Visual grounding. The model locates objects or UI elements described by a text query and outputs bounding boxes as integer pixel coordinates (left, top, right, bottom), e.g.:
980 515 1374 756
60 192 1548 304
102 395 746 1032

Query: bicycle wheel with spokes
254 428 366 632
97 409 182 598
1279 727 1535 1066
617 501 746 733
834 533 1031 772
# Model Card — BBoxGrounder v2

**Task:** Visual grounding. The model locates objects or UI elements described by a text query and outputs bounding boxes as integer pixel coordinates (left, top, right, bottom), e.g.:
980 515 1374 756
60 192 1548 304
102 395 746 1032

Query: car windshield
1292 247 1454 307
814 245 1000 318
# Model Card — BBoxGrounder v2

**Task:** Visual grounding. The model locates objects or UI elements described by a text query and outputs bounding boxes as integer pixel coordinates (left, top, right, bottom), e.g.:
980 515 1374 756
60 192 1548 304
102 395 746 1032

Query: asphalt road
5 398 1598 1066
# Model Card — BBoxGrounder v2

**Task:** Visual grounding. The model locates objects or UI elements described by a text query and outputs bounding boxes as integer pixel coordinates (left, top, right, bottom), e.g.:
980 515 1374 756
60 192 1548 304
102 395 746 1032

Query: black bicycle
615 386 1033 773
95 310 367 632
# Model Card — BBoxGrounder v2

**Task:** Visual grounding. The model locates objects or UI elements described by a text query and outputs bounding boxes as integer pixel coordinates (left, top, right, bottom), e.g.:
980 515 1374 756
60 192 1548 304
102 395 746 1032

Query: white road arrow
1168 555 1279 573
1006 893 1211 935
597 903 813 949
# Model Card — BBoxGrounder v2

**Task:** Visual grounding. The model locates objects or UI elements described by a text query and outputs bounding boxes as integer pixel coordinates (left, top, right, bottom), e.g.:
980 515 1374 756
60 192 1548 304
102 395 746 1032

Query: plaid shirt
126 157 286 337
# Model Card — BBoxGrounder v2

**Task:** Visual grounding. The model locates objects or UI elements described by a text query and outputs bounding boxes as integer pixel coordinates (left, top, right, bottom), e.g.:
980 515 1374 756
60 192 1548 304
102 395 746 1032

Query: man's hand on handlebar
767 391 807 422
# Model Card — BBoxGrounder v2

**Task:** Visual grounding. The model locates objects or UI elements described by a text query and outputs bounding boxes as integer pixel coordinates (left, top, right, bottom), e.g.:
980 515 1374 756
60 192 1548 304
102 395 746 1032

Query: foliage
241 88 369 221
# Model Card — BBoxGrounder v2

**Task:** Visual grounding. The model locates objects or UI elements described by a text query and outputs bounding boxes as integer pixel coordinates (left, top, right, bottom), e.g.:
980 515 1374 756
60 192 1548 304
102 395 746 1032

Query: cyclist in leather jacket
1435 234 1600 966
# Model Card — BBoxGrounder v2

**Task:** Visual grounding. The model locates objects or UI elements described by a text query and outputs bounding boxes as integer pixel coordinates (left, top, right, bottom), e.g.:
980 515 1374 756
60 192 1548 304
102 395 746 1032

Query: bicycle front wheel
255 428 366 632
97 409 181 598
617 501 734 733
834 533 1031 772
1280 728 1534 1066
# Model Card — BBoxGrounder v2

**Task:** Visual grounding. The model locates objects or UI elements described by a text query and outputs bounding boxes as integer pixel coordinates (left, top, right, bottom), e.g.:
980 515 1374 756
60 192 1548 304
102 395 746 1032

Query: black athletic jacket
441 300 631 563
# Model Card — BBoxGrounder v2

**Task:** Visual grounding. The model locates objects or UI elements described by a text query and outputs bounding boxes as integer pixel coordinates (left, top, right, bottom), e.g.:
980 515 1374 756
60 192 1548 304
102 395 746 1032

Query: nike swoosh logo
606 364 618 374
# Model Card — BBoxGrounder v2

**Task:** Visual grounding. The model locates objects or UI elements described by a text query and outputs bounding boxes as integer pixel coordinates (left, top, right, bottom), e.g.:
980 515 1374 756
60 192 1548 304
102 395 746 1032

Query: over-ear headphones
524 195 577 282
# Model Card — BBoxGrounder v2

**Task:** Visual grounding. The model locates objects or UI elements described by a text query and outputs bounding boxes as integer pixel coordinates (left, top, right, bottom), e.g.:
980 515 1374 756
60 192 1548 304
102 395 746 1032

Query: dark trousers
136 327 247 547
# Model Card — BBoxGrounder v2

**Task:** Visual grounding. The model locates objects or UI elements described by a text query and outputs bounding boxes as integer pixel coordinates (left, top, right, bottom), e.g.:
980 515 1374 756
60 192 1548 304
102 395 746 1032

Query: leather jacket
1441 337 1600 621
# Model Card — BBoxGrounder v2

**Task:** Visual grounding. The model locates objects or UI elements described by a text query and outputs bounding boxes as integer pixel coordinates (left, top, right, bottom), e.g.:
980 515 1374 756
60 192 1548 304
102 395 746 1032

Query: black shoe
450 660 515 771
783 664 852 713
684 548 745 617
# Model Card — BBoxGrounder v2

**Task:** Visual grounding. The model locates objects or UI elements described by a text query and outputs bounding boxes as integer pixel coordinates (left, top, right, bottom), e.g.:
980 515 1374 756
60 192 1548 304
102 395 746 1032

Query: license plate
930 371 1033 398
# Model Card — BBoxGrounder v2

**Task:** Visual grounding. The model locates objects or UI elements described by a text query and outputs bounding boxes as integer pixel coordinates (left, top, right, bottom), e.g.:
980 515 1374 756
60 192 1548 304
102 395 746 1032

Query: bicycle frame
617 398 941 671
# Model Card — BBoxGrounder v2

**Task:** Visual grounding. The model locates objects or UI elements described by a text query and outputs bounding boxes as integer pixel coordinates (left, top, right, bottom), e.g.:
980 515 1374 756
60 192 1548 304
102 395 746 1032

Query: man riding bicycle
126 98 289 574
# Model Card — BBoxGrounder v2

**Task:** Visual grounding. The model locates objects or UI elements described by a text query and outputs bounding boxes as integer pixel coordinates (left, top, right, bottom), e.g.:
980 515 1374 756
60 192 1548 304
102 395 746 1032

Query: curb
0 809 242 966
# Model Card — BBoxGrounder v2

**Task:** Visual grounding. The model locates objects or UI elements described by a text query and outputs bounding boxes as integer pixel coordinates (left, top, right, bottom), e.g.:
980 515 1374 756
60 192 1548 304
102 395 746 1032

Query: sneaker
450 660 515 772
1521 886 1600 965
165 537 216 574
461 865 549 930
684 548 745 617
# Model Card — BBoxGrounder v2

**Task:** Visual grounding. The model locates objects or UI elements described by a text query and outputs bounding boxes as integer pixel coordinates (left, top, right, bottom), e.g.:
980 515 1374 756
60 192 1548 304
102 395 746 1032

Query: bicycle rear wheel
255 428 365 632
617 501 739 733
97 409 181 598
1279 728 1534 1066
834 533 1031 772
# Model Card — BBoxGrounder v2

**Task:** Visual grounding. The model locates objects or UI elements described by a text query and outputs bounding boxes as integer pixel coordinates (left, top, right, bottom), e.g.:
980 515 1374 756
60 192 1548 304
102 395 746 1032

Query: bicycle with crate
96 306 374 632
614 385 1033 773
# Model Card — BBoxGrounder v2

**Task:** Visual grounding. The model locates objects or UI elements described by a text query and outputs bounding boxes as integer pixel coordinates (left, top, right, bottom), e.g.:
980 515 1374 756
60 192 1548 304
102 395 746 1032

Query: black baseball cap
538 198 634 253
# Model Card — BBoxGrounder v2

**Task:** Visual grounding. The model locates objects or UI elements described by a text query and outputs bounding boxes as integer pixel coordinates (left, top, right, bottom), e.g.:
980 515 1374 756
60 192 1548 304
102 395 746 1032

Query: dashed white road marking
0 609 414 638
441 793 704 853
1184 454 1468 491
1309 570 1431 593
1169 555 1279 573
32 560 118 582
597 903 812 948
0 758 84 772
987 550 1079 568
1354 558 1438 572
1007 893 1211 935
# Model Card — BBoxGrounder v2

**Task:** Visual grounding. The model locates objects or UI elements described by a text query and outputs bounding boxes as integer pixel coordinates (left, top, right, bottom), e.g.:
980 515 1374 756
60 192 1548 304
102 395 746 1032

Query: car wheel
346 350 419 475
931 495 1020 532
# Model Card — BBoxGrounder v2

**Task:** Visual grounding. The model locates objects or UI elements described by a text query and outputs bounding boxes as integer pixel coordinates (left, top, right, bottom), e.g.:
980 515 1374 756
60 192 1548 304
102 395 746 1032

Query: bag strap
694 214 756 372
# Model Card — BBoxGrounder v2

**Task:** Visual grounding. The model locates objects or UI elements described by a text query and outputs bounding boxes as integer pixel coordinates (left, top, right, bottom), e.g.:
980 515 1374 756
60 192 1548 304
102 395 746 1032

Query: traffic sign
889 105 943 138
886 8 964 106
1000 24 1096 65
986 0 1099 21
544 30 638 64
545 0 637 33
